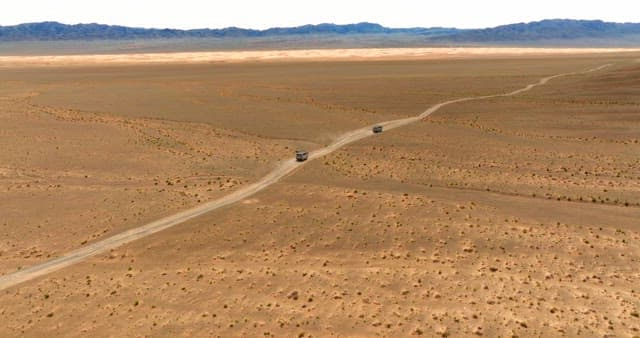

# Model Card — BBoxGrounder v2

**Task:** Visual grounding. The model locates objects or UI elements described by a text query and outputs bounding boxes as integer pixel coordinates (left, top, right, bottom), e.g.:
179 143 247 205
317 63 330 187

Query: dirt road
0 63 611 292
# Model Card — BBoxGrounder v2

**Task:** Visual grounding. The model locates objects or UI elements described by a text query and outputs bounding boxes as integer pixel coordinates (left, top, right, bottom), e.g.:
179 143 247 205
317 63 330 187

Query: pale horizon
1 0 638 30
5 18 640 31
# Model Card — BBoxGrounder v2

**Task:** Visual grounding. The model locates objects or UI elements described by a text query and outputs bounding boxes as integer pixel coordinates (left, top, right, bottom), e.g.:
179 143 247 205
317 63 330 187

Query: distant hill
438 19 640 42
1 19 640 50
0 21 459 41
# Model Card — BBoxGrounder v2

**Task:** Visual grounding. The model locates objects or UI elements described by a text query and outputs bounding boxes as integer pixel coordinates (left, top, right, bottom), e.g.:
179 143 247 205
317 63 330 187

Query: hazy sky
1 0 637 29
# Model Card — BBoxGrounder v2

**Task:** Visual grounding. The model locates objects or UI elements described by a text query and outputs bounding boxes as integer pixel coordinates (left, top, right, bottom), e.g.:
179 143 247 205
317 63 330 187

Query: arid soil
1 52 639 337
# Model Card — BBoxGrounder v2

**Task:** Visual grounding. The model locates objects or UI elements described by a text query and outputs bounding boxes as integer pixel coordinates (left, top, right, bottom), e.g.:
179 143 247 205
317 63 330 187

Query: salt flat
1 47 640 67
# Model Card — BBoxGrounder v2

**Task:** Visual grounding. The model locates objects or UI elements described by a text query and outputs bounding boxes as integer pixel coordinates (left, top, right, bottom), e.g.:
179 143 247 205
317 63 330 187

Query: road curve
0 63 611 292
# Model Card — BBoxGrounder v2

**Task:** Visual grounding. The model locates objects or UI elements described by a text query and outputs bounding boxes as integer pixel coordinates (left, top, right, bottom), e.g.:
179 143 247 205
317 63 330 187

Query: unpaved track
0 64 611 291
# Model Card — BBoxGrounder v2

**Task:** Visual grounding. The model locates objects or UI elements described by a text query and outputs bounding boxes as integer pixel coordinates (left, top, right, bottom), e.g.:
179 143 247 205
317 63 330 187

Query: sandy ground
0 92 291 276
0 53 639 336
2 64 612 291
1 47 640 67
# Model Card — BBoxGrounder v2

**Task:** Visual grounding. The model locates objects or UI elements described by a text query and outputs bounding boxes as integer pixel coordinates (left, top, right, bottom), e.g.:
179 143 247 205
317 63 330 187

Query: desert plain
0 49 639 337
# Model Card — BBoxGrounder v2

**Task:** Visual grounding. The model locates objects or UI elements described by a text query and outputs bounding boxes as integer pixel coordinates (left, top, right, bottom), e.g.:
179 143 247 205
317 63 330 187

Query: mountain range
1 19 640 46
0 22 457 41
